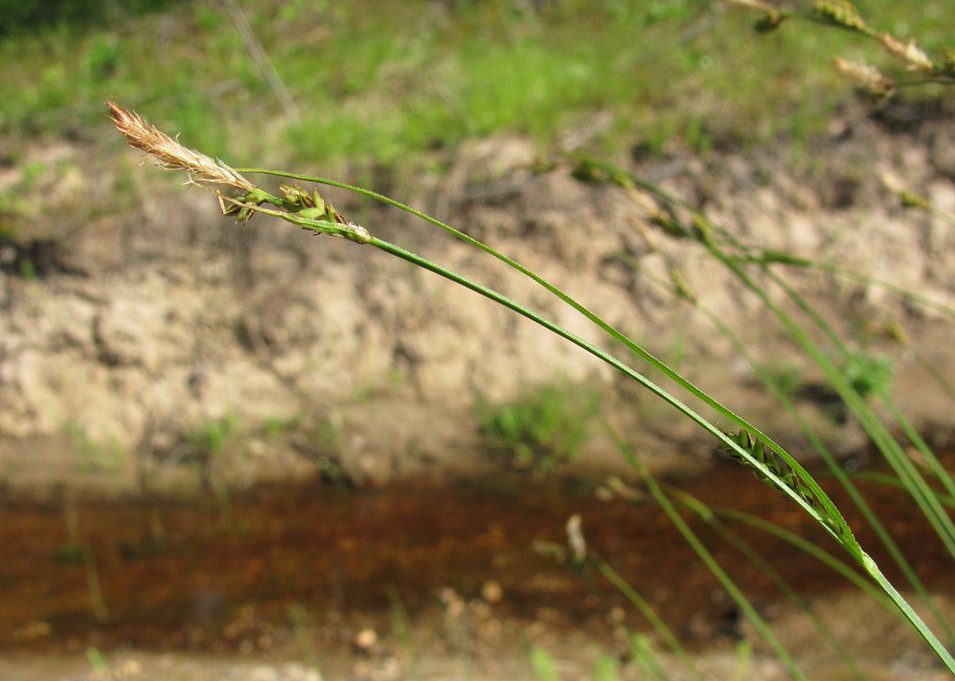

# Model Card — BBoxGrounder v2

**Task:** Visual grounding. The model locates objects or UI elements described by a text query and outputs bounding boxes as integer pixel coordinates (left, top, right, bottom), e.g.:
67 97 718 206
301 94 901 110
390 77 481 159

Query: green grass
183 412 237 458
63 419 126 475
2 0 952 174
840 349 893 399
477 380 601 474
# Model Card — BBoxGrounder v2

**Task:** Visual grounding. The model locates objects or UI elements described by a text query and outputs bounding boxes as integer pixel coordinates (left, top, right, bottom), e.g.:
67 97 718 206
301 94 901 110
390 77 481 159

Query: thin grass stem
108 108 955 672
696 295 951 638
594 560 702 681
237 167 849 547
605 423 808 680
667 487 869 681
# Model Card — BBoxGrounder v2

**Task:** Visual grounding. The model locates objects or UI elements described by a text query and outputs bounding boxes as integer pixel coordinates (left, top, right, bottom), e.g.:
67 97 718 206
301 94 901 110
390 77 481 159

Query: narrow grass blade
595 560 702 681
607 426 809 681
667 486 868 681
696 297 953 640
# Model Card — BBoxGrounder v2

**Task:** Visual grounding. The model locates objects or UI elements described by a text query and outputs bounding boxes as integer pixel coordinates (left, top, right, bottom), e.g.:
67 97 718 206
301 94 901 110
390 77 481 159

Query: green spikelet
668 267 696 302
724 430 815 508
722 428 853 539
813 0 874 36
942 48 955 76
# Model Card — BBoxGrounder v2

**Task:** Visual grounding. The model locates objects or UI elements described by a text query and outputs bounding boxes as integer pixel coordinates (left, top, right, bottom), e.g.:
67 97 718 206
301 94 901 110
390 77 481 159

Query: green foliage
0 0 186 36
684 117 713 156
286 603 324 675
288 414 349 487
81 35 119 83
761 361 804 399
53 495 85 564
308 417 342 454
592 654 621 681
84 647 108 676
643 0 700 25
52 497 109 622
184 412 237 457
840 350 892 398
220 147 955 667
7 0 951 170
734 0 954 93
262 412 304 437
478 381 600 473
0 161 42 235
629 634 672 681
530 648 560 681
63 419 125 474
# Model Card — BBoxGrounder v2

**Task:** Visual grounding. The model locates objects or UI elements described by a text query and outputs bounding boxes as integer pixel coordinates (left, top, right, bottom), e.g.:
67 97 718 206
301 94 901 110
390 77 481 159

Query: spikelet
106 100 254 193
813 0 874 36
877 34 935 72
943 49 955 75
833 57 895 94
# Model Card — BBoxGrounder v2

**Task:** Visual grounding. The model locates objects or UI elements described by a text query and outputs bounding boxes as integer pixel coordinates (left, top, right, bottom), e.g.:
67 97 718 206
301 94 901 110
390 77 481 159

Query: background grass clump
3 0 952 175
478 380 601 474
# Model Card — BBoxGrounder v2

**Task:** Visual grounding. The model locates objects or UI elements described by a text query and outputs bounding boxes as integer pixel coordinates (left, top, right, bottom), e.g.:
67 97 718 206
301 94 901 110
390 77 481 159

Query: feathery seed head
106 100 255 193
833 57 894 94
877 34 935 72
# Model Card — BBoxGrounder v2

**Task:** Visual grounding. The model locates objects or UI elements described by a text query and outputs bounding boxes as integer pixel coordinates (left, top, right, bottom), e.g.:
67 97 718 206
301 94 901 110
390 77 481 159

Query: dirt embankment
2 102 955 492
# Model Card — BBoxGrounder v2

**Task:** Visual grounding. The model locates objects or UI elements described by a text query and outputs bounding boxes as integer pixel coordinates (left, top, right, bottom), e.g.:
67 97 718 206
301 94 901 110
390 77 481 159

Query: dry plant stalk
731 1 945 81
106 100 255 193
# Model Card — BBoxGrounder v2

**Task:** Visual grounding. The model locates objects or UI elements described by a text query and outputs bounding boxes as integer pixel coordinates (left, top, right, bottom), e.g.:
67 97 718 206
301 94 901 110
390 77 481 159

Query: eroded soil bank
3 101 955 492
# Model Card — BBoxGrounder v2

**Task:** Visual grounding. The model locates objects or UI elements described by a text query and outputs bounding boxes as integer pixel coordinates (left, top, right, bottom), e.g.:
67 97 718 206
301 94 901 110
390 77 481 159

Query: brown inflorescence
106 100 255 193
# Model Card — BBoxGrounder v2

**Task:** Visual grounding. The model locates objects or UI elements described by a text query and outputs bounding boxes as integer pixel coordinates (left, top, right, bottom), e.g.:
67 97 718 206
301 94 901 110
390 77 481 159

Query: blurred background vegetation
2 3 955 676
2 0 950 176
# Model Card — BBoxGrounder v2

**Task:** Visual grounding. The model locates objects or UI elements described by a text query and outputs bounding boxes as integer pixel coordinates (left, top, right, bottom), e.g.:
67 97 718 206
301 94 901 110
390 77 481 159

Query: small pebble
480 579 503 604
438 587 465 617
352 627 379 654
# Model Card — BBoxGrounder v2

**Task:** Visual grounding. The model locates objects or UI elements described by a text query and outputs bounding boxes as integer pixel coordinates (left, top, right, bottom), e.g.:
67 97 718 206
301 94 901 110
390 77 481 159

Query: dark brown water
1 459 953 655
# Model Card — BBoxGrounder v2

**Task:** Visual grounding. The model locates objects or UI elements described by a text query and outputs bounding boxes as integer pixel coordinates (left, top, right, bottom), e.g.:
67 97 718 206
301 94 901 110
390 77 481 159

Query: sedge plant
567 2 955 655
576 150 955 653
107 100 955 673
725 0 955 94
